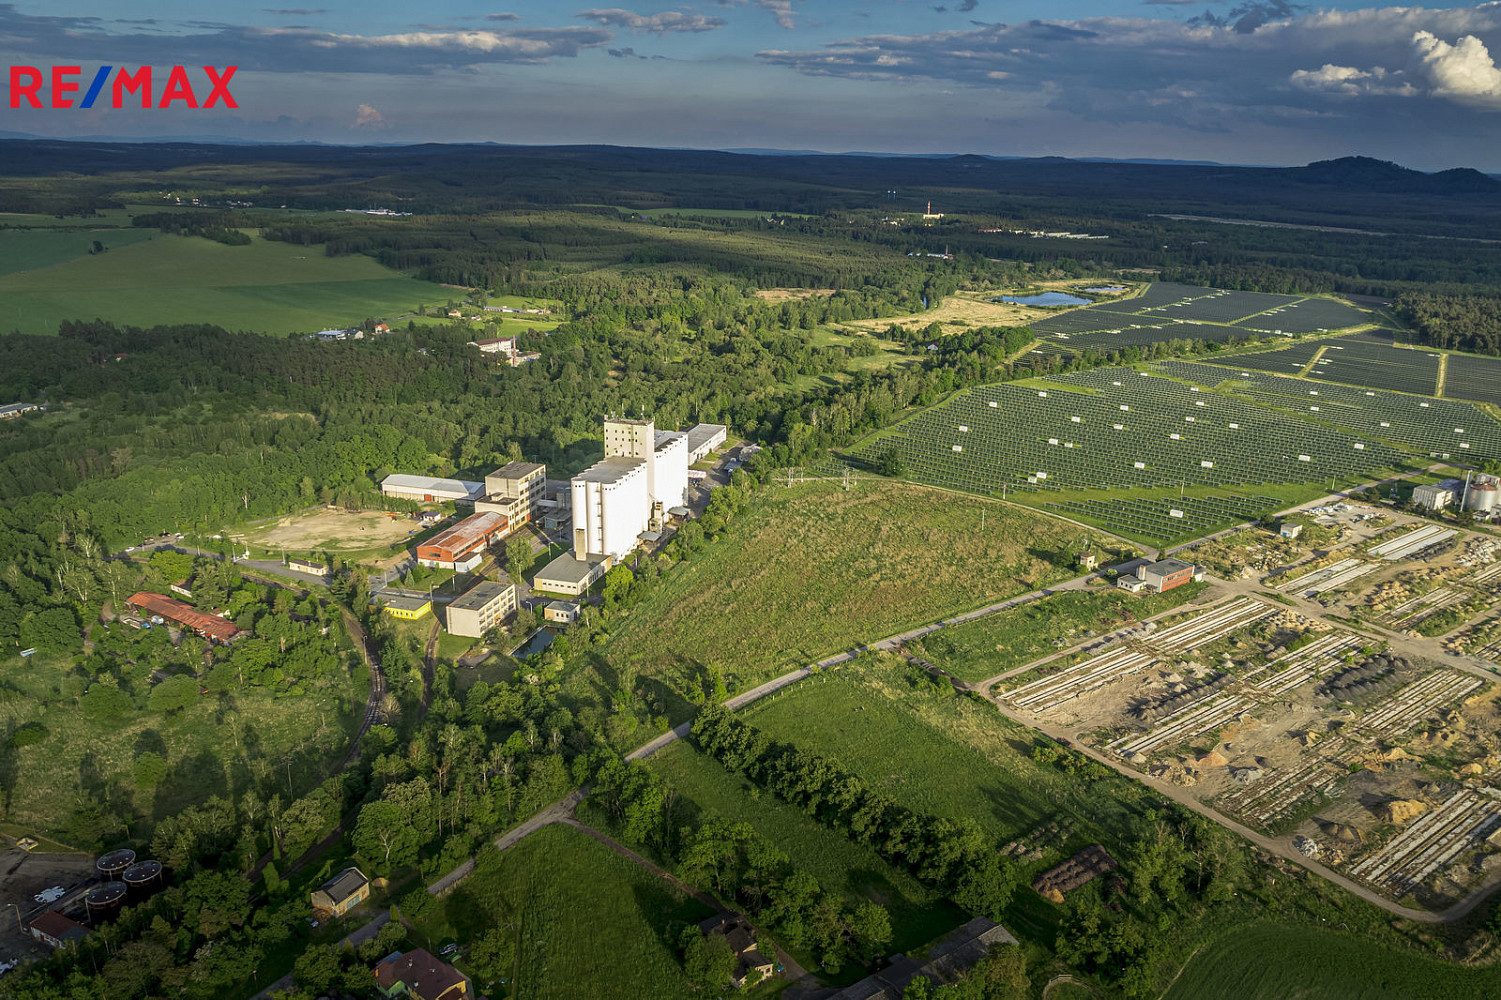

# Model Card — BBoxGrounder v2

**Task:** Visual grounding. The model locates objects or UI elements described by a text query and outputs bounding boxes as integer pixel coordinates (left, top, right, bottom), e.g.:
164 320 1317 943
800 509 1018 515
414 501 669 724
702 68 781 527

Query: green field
0 646 364 833
910 583 1208 683
0 232 453 336
603 479 1084 688
0 227 157 276
422 824 710 1000
645 740 965 955
1163 923 1501 1000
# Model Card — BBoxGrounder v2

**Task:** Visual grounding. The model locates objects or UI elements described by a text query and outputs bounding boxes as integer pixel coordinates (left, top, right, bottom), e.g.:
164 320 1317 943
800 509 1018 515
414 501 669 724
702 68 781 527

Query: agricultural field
0 232 453 336
418 824 710 1000
0 227 157 276
644 740 966 955
908 584 1209 684
601 479 1080 689
1163 922 1501 1000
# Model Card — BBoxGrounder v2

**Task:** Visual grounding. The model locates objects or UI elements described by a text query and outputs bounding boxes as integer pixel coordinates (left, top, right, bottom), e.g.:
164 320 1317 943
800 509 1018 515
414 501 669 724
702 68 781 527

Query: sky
2 1 1501 169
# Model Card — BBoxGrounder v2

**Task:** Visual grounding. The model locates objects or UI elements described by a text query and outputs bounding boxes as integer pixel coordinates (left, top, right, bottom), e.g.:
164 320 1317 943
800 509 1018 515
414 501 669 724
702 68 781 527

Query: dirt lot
240 508 426 554
753 287 835 302
842 292 1049 333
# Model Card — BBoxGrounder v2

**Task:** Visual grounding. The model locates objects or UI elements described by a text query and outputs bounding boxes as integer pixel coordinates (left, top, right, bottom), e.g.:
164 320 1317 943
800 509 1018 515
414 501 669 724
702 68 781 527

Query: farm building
477 461 546 524
1414 481 1460 511
380 474 486 505
374 948 470 1000
1138 558 1196 593
311 867 369 919
383 595 432 621
30 911 89 949
125 592 241 643
698 913 777 989
469 335 516 356
416 511 508 572
544 600 581 624
686 422 728 463
287 559 330 578
445 580 517 638
0 402 41 419
533 551 609 597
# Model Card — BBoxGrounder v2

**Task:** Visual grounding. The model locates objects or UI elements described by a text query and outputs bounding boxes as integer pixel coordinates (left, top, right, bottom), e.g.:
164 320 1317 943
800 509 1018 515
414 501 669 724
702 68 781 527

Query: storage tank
1464 480 1499 512
86 881 127 917
95 848 136 879
122 860 164 894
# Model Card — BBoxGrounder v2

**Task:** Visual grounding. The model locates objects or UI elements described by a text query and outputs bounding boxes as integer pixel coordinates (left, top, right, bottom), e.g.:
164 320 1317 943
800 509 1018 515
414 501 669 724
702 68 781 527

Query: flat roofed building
543 600 581 624
0 402 41 419
478 461 546 524
445 580 517 638
1413 482 1457 511
126 592 240 643
652 430 689 512
311 866 369 919
686 423 728 463
572 456 649 562
287 559 330 577
1139 558 1195 593
469 336 516 356
381 474 485 505
374 948 469 1000
417 511 507 571
383 595 432 620
534 551 609 597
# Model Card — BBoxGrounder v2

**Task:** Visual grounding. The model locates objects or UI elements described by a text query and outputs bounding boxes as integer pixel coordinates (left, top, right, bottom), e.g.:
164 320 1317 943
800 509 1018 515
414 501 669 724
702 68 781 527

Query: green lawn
0 232 452 336
0 227 157 275
603 479 1083 690
645 740 965 956
421 824 710 1000
1163 922 1501 1000
910 583 1208 683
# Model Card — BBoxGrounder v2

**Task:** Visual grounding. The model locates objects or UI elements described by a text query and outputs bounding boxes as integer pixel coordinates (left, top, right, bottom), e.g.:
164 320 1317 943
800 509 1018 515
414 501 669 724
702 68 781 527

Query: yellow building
384 595 433 620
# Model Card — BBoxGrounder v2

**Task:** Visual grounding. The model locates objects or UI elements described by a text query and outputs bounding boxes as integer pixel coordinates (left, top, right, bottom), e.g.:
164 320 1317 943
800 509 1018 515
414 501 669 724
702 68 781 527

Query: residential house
311 866 370 919
374 948 469 1000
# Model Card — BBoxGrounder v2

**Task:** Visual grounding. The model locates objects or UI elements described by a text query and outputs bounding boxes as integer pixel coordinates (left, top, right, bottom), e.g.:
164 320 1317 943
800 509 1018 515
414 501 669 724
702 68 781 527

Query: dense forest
1395 292 1501 355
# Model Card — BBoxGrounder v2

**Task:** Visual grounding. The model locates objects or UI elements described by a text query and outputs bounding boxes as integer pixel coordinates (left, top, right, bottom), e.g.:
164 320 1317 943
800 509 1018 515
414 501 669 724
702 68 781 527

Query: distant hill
1291 156 1500 195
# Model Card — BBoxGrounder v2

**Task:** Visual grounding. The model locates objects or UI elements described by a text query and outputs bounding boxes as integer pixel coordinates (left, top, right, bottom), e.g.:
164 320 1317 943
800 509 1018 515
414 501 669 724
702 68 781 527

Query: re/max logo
8 65 238 109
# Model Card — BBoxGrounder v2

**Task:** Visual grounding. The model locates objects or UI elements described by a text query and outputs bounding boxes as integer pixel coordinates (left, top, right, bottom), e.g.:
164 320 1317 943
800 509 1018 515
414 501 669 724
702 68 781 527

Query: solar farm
1028 282 1370 354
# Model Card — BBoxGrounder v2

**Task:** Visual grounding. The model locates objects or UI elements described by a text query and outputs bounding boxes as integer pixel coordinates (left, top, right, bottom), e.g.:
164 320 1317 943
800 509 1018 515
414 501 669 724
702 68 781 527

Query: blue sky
3 1 1501 169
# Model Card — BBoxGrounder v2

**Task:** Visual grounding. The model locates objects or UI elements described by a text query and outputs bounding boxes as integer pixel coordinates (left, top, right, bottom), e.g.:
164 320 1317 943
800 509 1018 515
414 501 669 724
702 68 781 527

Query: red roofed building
374 948 469 1000
416 511 507 572
126 592 241 643
31 910 90 948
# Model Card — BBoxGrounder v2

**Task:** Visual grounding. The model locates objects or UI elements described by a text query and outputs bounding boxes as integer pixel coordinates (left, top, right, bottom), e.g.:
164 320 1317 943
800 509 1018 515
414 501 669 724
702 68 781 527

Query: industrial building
380 474 486 505
532 551 609 597
1414 480 1461 511
383 595 432 620
1138 558 1198 593
30 911 89 949
311 867 370 920
287 559 329 578
1463 475 1500 513
416 511 508 572
125 592 240 643
686 423 728 463
445 580 518 638
476 461 546 525
0 402 41 419
570 456 651 564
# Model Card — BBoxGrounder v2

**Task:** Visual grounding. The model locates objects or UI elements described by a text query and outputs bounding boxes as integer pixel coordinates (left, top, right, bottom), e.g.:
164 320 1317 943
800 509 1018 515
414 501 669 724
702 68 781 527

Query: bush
8 721 49 748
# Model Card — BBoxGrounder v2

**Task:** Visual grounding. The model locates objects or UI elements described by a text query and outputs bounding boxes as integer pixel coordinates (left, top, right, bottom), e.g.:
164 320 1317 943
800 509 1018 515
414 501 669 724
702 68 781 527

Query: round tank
1464 482 1499 512
95 848 136 878
86 881 127 914
122 860 164 891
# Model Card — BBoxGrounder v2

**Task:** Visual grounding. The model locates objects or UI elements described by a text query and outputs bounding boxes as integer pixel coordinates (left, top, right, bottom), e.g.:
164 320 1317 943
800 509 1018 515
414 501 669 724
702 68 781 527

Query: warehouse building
445 580 517 638
125 592 241 643
477 461 547 525
417 511 508 572
532 553 608 596
1138 558 1197 593
686 423 728 463
381 474 485 505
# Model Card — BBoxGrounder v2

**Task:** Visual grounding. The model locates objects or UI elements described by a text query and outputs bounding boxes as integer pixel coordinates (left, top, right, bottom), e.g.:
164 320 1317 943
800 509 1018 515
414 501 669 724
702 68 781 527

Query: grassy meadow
0 646 364 835
0 232 451 336
911 582 1209 683
422 824 711 1000
645 740 966 957
603 479 1081 688
0 227 157 276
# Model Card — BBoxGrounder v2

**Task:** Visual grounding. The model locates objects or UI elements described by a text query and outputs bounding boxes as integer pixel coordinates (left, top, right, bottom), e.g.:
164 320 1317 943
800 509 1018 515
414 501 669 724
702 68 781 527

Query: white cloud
354 103 389 128
1412 30 1501 104
758 0 795 30
576 9 727 34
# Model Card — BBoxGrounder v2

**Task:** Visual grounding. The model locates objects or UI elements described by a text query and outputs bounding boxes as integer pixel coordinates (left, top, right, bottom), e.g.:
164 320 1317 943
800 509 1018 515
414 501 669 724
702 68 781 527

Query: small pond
997 292 1091 307
511 628 558 658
